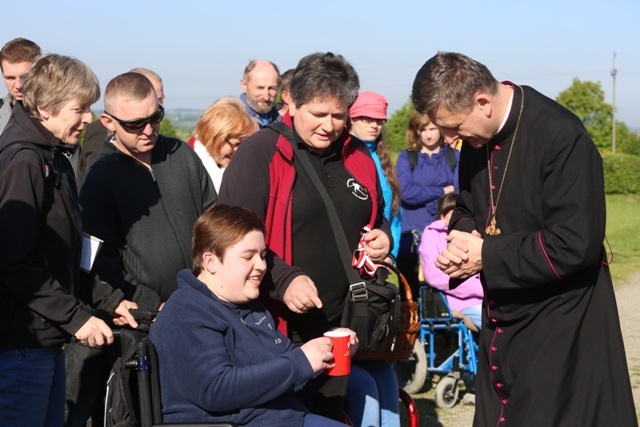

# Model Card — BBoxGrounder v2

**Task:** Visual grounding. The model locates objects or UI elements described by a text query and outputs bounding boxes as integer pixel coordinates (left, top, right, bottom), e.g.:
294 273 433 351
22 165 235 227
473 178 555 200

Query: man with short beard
240 59 281 127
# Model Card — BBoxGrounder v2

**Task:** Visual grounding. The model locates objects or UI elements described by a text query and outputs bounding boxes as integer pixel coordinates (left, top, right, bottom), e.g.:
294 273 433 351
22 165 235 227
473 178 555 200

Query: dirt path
617 272 640 418
412 273 640 426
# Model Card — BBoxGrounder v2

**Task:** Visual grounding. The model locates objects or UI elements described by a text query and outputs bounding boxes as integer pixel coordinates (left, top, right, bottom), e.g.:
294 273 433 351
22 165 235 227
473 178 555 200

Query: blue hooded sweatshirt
150 269 316 426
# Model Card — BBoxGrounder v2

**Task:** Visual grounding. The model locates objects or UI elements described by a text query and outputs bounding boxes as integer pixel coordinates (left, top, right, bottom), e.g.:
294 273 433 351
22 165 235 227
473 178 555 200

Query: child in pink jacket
418 193 483 330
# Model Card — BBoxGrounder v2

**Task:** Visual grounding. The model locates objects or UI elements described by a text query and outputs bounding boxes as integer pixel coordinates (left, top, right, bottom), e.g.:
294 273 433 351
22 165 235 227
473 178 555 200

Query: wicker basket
353 261 420 362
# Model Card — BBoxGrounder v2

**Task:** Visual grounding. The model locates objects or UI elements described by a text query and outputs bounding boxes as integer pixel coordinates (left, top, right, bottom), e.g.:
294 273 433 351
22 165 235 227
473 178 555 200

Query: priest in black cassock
411 52 637 427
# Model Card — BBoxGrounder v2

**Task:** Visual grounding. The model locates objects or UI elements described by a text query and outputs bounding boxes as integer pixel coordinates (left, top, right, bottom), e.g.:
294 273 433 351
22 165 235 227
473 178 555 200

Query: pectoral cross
486 215 501 236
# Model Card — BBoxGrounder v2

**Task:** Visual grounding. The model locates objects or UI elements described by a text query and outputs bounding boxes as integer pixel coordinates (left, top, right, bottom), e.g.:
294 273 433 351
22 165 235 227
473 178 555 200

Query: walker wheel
434 376 459 409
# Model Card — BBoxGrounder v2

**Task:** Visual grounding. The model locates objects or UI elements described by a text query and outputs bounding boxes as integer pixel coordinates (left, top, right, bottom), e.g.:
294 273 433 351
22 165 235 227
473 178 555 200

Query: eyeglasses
358 117 386 125
226 138 243 150
104 105 164 131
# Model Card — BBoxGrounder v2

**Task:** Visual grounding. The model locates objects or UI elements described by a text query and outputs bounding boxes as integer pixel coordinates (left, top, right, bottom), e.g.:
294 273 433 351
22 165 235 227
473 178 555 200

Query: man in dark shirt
75 67 165 187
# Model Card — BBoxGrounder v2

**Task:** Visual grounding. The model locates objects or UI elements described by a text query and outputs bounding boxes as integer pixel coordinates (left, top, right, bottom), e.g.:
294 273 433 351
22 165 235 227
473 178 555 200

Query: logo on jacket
347 179 369 200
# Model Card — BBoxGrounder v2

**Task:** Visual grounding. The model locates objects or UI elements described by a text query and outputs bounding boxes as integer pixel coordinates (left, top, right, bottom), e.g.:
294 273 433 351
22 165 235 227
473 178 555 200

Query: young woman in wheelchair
150 205 356 426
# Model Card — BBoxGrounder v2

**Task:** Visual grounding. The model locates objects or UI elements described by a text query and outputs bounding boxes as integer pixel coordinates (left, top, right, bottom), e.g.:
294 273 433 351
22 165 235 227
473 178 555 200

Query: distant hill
165 108 203 132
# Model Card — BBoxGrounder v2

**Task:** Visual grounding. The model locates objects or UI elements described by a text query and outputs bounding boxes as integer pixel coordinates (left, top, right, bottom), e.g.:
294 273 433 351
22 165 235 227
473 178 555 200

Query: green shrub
383 98 414 154
603 153 640 194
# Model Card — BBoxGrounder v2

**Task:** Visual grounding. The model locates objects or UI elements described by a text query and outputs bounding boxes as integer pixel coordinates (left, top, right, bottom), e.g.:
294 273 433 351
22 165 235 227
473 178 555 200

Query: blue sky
4 0 639 127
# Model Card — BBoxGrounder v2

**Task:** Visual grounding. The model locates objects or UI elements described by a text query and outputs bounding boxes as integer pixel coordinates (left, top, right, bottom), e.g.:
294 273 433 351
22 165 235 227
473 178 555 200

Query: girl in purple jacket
418 193 483 330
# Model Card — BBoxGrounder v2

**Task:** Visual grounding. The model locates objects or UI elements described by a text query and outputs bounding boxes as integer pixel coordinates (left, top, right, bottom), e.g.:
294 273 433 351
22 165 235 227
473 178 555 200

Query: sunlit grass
605 195 640 286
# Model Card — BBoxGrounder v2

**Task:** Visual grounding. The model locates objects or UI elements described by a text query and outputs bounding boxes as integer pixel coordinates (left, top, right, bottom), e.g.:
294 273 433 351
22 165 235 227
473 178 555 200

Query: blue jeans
346 361 400 427
0 346 65 427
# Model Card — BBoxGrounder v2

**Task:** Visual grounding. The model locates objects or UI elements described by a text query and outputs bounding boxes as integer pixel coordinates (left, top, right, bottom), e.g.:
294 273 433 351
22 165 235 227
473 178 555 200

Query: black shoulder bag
267 122 397 352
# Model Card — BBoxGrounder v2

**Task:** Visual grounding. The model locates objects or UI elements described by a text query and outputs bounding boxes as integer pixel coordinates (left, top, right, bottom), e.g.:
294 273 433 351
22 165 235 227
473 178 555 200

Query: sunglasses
105 105 164 131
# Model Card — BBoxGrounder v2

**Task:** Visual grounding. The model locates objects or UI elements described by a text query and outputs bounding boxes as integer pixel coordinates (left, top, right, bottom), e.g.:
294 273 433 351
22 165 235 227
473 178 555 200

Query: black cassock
451 84 637 426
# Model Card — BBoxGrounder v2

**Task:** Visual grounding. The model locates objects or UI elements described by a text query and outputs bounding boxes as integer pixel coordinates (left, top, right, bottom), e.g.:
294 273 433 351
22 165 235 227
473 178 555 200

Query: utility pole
611 53 617 153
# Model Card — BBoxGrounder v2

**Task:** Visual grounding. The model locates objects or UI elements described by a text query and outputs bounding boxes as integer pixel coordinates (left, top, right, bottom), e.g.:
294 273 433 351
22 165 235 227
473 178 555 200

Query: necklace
485 85 524 236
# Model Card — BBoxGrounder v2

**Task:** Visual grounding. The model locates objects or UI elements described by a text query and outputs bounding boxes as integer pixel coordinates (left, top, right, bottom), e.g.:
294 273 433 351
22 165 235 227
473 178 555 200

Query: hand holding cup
300 336 335 372
323 329 357 376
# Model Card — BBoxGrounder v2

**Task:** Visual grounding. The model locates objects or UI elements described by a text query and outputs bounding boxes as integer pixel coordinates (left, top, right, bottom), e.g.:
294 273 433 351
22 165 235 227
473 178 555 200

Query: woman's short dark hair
192 204 266 276
289 52 359 108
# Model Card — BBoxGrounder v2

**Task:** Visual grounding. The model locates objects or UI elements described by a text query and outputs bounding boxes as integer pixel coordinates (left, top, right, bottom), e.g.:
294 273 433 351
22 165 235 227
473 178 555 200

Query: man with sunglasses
66 72 216 427
76 68 165 186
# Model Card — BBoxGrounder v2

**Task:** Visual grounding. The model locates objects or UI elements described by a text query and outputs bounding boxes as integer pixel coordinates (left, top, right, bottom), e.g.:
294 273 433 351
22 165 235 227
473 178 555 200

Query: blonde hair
193 97 258 159
22 54 99 120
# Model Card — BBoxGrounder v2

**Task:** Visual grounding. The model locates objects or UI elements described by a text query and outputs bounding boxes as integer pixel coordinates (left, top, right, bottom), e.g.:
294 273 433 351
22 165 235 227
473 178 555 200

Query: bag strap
266 123 367 298
408 149 418 172
445 146 457 172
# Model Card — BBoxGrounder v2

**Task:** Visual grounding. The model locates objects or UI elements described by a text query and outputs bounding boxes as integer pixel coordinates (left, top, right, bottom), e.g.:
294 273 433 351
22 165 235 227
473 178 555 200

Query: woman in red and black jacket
219 52 391 421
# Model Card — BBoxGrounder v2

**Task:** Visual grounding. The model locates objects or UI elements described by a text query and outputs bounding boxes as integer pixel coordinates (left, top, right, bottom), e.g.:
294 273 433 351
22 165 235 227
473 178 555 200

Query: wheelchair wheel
394 340 427 394
434 375 459 409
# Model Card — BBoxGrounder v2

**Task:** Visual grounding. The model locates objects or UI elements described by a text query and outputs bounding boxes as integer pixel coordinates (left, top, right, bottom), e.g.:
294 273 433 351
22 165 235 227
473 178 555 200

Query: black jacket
79 136 217 309
452 86 637 426
0 104 124 348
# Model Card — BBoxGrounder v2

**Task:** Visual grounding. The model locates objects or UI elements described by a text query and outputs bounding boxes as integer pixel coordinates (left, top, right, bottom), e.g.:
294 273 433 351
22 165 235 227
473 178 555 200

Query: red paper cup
323 330 351 376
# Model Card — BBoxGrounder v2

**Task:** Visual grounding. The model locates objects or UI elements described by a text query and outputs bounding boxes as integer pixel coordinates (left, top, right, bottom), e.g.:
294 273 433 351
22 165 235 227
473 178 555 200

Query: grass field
605 194 640 286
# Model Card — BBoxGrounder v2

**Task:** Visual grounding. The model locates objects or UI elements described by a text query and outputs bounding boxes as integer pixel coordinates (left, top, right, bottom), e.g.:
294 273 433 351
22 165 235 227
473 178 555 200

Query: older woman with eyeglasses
188 96 258 192
0 54 138 427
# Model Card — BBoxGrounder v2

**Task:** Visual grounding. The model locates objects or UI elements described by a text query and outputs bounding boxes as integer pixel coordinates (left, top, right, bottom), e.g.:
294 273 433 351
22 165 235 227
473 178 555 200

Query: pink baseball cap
349 91 388 120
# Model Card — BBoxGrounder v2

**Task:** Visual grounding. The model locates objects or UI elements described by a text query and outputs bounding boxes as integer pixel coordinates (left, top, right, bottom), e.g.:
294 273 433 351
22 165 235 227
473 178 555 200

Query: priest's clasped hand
436 230 484 279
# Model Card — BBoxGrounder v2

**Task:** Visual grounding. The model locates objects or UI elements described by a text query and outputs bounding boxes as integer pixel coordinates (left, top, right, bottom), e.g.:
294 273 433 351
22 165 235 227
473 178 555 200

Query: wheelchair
105 310 236 427
107 310 418 427
394 285 479 409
